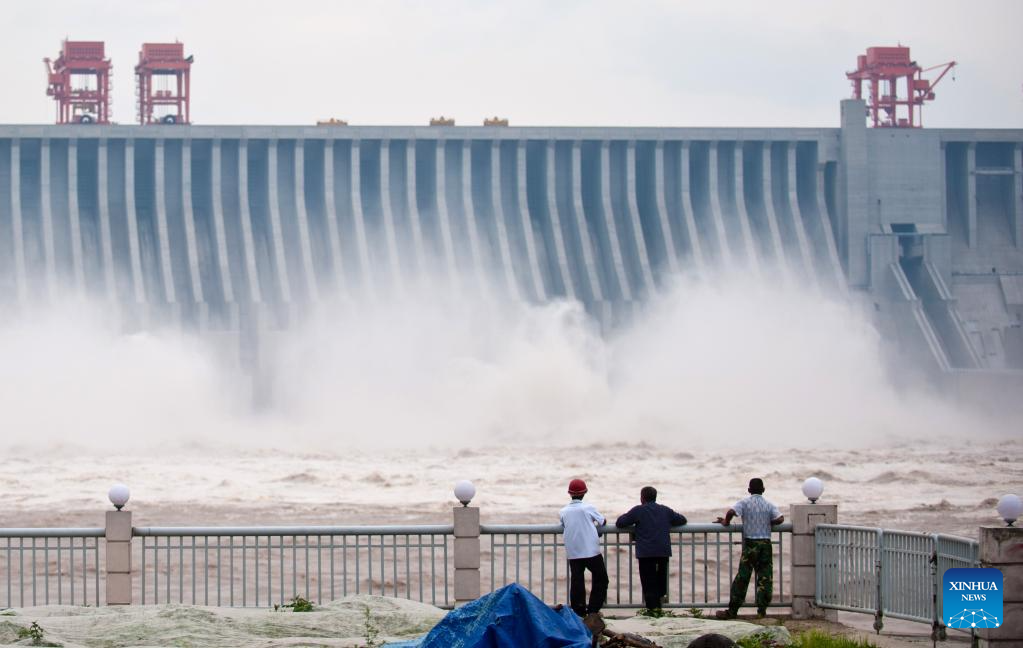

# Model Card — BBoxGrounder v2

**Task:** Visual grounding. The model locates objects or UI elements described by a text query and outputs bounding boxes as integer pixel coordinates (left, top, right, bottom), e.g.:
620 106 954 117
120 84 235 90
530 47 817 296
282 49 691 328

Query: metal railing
483 523 793 609
1 522 792 611
815 524 979 638
133 525 453 608
0 528 104 608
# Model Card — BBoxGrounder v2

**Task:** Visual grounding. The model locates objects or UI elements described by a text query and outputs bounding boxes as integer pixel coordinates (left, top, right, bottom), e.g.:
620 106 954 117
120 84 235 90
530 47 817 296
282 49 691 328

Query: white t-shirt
559 499 605 560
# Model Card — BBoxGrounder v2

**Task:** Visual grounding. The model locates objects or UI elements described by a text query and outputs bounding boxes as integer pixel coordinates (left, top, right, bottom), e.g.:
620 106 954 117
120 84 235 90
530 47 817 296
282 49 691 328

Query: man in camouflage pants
714 478 785 618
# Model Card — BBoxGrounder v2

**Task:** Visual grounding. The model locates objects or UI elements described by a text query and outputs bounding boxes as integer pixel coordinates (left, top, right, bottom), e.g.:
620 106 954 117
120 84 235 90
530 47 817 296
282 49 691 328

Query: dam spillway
0 125 844 318
1 100 1022 380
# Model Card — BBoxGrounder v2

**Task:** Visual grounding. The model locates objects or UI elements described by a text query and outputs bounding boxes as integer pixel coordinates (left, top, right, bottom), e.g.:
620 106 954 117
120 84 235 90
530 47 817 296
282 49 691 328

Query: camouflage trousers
728 539 773 614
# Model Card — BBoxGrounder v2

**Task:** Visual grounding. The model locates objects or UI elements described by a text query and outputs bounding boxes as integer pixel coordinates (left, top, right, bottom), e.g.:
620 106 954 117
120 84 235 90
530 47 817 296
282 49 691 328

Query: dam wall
0 100 1021 378
0 124 842 323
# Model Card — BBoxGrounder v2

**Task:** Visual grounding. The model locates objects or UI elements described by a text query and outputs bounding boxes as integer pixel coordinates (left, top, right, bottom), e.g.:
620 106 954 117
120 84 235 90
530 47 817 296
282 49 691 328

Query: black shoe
715 609 737 620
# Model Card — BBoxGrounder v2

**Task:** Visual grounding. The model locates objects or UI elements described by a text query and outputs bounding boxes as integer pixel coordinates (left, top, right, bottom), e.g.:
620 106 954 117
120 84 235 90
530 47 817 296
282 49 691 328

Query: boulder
686 633 738 648
0 595 446 647
605 616 789 648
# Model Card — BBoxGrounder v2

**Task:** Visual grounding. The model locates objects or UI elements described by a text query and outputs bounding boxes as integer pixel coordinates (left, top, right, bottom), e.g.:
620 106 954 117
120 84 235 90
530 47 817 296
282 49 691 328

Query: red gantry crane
847 46 956 128
44 40 112 124
135 42 193 124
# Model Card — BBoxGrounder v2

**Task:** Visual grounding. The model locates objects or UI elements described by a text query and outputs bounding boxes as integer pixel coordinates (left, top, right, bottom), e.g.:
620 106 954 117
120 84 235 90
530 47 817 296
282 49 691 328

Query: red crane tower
44 40 112 124
135 42 193 125
846 46 956 128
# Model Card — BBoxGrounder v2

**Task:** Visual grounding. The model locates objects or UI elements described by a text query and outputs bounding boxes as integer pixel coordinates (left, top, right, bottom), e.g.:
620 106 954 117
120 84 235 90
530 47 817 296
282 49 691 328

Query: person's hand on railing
716 508 738 527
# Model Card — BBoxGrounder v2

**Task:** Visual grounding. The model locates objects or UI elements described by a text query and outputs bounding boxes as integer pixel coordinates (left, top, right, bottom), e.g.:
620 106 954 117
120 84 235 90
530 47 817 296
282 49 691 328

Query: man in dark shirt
615 486 687 612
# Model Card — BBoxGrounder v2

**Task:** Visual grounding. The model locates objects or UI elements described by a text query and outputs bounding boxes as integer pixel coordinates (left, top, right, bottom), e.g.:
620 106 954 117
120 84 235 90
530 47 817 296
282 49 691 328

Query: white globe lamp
996 494 1021 527
108 484 131 511
801 477 824 504
454 480 476 507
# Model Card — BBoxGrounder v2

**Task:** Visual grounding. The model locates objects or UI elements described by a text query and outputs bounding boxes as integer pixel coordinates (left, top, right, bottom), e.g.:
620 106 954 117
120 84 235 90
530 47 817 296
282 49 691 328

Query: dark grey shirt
615 502 687 558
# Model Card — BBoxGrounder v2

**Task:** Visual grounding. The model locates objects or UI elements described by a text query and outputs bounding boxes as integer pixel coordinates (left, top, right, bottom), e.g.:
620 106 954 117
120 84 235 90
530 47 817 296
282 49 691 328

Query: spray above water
0 270 1005 452
0 302 247 451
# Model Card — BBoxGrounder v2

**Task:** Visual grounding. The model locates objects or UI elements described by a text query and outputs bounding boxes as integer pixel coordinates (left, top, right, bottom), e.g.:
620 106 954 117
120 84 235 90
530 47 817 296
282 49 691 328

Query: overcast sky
4 0 1022 128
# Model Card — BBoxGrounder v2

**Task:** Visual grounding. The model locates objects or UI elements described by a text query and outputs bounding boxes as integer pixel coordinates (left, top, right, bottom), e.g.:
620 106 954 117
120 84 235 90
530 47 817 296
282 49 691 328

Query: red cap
568 479 588 496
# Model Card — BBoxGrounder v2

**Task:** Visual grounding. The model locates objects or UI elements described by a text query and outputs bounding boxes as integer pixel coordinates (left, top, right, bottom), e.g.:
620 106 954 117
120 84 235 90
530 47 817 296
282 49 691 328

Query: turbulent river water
2 440 1019 538
1 273 1018 538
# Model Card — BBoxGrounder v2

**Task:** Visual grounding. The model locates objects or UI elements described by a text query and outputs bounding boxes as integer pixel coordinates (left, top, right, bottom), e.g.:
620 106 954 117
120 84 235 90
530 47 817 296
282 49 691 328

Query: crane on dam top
847 46 956 128
135 42 193 125
44 39 112 124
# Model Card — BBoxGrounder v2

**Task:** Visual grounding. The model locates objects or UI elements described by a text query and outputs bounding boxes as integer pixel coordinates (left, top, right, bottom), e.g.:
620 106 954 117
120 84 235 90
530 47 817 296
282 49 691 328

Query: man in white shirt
714 477 784 619
559 478 609 617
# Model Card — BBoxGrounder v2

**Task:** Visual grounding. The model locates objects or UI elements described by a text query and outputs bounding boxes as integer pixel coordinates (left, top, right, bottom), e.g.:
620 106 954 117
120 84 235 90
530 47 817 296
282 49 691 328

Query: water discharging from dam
0 133 847 330
0 120 1020 451
0 267 1007 453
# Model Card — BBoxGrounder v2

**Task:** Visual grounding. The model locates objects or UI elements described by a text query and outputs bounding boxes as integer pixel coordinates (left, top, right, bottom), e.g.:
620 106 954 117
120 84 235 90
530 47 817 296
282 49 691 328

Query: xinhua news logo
943 567 1002 629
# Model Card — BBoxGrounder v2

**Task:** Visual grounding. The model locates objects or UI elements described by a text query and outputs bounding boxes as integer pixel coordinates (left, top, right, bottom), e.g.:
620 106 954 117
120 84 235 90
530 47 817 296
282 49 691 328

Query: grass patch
790 630 878 648
274 595 315 612
16 621 61 646
636 608 679 618
736 631 783 648
736 628 879 648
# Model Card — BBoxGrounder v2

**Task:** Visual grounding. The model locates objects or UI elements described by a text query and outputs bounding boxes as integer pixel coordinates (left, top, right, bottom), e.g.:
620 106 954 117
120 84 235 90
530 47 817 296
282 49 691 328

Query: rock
0 599 789 648
0 596 447 647
584 612 607 636
605 616 789 648
686 633 738 648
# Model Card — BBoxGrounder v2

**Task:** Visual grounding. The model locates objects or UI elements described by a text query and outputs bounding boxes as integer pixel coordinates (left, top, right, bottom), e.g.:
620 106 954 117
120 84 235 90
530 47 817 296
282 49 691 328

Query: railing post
930 535 946 643
453 505 480 607
791 503 837 620
104 509 133 605
874 528 885 633
977 526 1022 647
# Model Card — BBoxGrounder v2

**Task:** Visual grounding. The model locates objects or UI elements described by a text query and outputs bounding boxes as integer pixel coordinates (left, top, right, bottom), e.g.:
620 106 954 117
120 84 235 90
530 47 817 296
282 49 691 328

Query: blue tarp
384 583 591 648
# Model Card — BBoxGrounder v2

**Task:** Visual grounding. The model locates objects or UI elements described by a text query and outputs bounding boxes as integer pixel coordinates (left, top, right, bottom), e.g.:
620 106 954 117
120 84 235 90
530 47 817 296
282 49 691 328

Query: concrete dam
1 99 1021 383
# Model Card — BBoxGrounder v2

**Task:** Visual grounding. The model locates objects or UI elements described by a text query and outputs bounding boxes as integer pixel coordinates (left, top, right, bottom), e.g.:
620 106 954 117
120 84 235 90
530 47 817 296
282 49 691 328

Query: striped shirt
733 495 781 540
